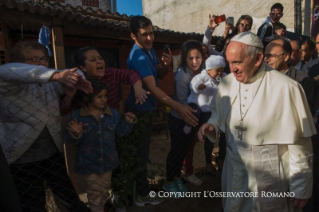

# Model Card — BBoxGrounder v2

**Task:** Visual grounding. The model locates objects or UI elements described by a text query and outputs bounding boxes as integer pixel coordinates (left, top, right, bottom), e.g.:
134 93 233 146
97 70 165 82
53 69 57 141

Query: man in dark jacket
264 38 315 114
302 33 319 78
257 3 284 48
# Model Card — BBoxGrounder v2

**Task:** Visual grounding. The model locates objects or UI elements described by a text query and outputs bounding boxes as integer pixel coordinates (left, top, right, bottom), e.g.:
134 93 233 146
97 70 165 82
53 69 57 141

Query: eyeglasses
26 57 49 63
264 53 286 59
270 12 283 17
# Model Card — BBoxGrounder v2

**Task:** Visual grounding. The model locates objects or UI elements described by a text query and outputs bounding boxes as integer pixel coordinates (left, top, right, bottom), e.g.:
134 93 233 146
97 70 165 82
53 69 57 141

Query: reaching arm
104 68 148 104
142 75 198 126
0 63 56 85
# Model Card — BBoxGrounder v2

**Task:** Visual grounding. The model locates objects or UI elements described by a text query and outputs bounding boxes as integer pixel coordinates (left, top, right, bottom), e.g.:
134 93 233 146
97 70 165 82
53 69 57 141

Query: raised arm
0 63 56 85
157 48 172 80
202 14 222 56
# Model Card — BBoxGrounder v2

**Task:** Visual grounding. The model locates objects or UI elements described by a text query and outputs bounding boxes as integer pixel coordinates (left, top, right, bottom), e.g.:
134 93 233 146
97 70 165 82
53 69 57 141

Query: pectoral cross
235 120 247 140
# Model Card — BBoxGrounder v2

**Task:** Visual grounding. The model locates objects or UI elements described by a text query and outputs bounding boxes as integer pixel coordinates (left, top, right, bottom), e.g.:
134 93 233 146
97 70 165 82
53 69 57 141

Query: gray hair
246 45 263 58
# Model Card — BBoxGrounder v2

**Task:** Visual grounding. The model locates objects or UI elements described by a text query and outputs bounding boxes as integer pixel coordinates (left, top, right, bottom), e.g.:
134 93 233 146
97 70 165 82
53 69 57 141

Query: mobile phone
227 17 234 25
214 14 226 24
163 44 170 54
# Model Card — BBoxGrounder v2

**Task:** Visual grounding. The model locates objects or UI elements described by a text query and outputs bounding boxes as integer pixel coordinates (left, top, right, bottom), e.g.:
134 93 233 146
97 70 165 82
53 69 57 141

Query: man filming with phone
125 15 198 207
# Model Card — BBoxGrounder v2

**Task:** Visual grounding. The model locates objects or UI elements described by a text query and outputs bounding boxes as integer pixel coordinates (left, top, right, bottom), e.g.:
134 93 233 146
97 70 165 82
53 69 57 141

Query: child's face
275 28 285 37
90 89 108 109
207 67 224 79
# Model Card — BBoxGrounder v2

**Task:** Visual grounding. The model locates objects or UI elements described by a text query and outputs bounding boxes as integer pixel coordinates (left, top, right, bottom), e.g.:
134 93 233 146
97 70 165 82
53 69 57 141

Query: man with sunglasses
264 38 315 114
257 3 284 48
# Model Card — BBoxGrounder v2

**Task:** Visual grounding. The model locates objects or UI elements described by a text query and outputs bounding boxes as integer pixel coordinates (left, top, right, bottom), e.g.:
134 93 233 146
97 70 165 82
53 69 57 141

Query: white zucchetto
231 31 264 49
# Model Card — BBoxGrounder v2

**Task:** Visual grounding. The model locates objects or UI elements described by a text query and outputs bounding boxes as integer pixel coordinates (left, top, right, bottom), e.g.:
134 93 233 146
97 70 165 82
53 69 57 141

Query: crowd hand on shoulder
49 67 79 87
291 198 309 209
125 112 137 123
176 104 198 127
162 48 173 67
208 14 219 30
198 123 215 142
67 118 83 137
74 75 93 94
198 83 206 90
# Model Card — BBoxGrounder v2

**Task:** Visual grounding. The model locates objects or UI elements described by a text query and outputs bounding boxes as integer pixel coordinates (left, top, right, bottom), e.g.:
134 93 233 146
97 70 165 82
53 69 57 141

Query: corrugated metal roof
0 0 221 41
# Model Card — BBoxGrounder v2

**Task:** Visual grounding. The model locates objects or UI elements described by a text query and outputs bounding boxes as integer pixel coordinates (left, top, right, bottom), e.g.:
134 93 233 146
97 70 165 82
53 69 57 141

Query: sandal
183 174 203 186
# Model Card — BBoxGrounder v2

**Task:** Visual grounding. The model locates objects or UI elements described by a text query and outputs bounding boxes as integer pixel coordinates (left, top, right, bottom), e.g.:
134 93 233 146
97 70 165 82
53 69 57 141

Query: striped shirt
60 68 141 115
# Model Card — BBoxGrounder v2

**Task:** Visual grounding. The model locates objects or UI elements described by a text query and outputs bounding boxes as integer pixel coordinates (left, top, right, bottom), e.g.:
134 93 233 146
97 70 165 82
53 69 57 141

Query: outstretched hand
50 67 79 87
197 123 215 142
74 75 93 94
176 104 198 127
125 112 137 123
67 118 83 137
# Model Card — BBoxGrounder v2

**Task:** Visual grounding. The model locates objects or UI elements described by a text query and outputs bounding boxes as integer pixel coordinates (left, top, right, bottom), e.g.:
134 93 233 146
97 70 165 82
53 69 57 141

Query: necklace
235 72 266 140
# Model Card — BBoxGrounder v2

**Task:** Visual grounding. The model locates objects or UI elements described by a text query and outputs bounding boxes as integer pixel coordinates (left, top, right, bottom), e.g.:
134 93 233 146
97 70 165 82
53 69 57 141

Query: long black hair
72 46 99 69
179 40 203 72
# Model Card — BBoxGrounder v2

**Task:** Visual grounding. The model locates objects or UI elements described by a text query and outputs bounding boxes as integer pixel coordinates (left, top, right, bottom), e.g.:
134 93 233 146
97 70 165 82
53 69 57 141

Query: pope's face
226 41 263 83
316 34 319 54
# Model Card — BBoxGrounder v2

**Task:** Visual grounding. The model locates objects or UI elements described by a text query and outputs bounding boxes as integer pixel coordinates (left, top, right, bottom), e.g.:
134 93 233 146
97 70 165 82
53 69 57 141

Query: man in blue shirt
125 16 198 206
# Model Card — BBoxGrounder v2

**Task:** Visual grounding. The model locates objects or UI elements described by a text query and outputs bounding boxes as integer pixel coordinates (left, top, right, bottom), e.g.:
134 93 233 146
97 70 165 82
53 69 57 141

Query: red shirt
60 68 141 115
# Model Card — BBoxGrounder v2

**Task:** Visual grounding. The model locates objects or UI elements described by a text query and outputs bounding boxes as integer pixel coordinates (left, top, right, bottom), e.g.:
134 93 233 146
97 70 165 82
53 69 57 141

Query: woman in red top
61 46 148 114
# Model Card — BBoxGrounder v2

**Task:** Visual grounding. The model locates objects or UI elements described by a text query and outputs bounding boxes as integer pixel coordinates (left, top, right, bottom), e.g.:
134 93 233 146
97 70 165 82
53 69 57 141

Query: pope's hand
291 198 309 209
198 123 215 142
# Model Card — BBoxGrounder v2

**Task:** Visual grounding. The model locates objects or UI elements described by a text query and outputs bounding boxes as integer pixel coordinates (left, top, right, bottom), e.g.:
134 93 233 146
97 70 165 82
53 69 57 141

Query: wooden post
0 21 12 62
51 17 65 70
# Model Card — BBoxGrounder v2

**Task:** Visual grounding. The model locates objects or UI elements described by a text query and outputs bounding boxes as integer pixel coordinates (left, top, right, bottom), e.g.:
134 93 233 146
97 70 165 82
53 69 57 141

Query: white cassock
207 62 316 212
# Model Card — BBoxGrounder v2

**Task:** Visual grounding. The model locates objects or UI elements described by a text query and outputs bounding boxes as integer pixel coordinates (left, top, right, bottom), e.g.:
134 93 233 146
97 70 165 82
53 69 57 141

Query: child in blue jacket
65 80 137 212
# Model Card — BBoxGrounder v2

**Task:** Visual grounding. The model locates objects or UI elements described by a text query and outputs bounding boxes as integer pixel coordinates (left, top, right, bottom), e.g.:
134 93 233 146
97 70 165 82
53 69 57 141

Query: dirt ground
126 130 223 212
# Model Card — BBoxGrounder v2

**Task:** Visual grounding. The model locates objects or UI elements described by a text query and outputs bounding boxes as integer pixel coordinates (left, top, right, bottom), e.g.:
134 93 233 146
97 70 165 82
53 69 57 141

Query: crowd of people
0 2 318 212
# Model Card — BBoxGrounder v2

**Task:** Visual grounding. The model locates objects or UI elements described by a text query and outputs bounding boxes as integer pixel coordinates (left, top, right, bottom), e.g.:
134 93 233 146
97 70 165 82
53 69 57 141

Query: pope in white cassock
198 32 316 212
